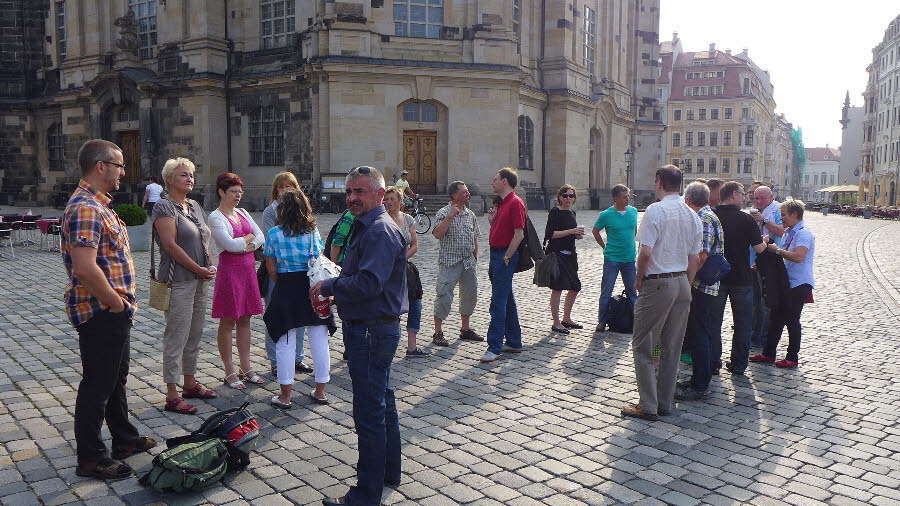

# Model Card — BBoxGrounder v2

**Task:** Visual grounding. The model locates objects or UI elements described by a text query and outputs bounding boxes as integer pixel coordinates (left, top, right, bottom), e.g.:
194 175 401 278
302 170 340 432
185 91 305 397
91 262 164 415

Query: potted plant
113 204 150 252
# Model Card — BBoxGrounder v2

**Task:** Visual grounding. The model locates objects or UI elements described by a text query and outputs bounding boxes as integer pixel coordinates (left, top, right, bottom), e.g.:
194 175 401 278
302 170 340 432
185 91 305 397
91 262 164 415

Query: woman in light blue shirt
752 200 814 368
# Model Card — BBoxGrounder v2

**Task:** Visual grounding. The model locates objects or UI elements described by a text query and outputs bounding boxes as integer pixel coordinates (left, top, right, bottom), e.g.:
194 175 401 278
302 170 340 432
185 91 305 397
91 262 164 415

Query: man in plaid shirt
62 140 154 480
678 181 725 401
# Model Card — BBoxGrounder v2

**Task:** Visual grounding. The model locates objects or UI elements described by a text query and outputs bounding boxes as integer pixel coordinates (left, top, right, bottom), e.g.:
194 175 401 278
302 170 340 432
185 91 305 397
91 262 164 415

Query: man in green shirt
592 184 639 333
395 170 417 208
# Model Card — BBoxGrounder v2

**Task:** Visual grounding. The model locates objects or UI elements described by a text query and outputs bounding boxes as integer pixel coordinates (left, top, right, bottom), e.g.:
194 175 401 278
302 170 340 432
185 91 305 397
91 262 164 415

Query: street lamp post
624 148 633 190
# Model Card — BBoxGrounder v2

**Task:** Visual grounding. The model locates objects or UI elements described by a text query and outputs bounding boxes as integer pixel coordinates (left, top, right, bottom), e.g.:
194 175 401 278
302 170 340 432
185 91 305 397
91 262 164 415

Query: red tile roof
806 147 841 162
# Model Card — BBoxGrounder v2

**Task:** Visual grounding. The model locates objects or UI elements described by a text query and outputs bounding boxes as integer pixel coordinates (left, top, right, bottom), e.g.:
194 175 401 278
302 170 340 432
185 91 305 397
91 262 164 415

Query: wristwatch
763 218 770 225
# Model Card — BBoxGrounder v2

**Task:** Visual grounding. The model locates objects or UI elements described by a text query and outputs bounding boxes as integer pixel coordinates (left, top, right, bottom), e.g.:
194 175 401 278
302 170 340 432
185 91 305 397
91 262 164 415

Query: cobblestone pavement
2 209 900 506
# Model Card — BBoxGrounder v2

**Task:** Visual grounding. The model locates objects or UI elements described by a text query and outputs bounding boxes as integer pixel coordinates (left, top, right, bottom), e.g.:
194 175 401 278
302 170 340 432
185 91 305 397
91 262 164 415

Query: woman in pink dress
208 173 265 389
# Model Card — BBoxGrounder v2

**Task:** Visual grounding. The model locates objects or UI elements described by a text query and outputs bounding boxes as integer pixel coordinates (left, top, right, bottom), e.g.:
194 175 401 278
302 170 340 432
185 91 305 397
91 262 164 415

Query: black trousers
74 309 139 463
763 284 812 362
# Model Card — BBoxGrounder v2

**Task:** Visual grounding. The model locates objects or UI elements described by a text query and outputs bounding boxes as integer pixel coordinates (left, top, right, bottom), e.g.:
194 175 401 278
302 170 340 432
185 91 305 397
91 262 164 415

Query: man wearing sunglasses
592 184 639 333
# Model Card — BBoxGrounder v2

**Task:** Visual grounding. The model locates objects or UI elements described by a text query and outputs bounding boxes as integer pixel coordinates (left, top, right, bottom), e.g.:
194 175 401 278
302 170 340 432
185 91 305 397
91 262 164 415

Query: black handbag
257 262 268 297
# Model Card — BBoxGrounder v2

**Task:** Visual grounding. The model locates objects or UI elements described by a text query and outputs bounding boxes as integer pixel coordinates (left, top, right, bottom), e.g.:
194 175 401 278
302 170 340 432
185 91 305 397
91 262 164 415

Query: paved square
1 210 900 505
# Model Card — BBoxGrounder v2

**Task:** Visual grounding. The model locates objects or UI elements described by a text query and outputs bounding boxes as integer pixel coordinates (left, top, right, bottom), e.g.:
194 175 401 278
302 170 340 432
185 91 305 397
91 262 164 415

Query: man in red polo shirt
481 167 526 363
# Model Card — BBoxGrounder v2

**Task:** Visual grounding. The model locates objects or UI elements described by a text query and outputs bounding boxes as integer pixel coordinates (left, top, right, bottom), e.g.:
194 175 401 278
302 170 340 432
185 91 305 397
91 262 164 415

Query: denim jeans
406 298 422 333
710 283 754 373
486 249 522 354
597 259 638 324
264 279 305 369
344 321 401 505
74 310 140 463
685 288 716 391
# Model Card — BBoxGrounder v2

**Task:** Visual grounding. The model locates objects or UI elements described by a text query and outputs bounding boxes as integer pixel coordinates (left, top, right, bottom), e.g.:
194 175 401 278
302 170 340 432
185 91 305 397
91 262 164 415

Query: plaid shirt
693 205 725 296
435 204 480 268
62 180 137 327
264 226 323 273
331 210 355 263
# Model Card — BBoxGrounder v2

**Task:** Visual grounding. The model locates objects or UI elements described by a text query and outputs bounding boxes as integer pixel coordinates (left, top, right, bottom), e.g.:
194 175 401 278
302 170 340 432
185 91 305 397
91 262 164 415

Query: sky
660 1 899 150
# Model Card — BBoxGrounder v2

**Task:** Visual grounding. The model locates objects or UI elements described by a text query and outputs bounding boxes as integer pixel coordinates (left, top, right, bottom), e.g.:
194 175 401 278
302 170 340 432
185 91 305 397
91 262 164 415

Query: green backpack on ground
139 437 249 493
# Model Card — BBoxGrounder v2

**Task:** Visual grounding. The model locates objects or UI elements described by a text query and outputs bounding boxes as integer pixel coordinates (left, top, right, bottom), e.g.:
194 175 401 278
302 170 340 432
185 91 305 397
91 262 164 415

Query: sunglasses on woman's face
561 194 576 198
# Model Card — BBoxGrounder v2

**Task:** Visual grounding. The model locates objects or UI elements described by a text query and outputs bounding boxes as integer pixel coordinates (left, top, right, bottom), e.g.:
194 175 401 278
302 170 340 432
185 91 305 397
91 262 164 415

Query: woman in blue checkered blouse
262 189 336 409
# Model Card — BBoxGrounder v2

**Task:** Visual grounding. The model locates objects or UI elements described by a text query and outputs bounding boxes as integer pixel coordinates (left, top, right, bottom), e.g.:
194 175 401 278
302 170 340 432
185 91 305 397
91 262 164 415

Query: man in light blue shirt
749 186 785 346
592 184 639 333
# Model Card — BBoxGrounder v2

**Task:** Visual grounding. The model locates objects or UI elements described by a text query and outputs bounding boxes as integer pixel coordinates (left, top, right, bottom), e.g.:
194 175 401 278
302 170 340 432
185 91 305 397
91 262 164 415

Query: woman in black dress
545 184 585 334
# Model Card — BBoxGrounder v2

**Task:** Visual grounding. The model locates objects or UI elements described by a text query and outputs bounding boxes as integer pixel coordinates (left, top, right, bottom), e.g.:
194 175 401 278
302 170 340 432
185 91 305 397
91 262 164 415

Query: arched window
249 106 285 166
518 115 534 170
48 123 65 172
402 101 438 122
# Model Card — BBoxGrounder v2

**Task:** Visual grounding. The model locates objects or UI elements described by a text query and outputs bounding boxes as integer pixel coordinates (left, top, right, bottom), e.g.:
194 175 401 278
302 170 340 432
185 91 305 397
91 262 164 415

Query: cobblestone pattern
1 210 899 506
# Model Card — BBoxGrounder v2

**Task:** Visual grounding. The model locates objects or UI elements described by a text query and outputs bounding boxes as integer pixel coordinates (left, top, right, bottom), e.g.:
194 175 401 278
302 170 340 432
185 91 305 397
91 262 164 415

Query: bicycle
408 198 431 234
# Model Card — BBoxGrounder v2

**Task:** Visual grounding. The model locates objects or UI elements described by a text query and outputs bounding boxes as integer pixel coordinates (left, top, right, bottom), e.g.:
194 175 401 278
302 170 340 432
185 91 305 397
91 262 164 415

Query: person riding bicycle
396 170 417 209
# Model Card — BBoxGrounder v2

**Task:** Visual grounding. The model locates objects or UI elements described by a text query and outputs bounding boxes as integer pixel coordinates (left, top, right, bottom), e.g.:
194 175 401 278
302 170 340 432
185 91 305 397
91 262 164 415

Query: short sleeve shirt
593 206 638 262
151 198 211 282
435 204 480 268
782 221 815 289
395 179 410 192
489 192 526 247
635 195 702 274
62 180 137 326
145 183 163 202
714 205 763 285
264 227 323 273
750 200 783 265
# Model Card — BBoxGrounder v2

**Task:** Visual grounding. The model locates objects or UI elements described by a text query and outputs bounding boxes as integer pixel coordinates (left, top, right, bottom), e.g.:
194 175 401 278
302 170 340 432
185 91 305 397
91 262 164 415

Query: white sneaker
479 351 500 362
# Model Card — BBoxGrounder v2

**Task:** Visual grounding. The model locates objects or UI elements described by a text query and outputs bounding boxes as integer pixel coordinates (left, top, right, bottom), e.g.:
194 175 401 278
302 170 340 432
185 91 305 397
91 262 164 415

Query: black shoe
385 477 401 488
724 361 744 376
551 325 570 335
561 321 583 329
676 379 693 389
675 386 710 401
711 364 721 376
595 323 607 333
322 496 353 506
296 362 314 373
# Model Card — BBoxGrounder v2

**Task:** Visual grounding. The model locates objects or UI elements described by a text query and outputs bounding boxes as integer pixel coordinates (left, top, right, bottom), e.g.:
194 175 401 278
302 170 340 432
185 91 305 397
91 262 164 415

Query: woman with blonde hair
151 157 217 414
545 184 585 334
208 172 266 389
261 172 312 377
264 189 335 407
384 186 428 357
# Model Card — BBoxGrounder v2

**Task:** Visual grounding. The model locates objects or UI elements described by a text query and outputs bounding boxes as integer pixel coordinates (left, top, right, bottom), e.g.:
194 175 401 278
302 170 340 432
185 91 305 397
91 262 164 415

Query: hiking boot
459 329 484 341
432 331 450 347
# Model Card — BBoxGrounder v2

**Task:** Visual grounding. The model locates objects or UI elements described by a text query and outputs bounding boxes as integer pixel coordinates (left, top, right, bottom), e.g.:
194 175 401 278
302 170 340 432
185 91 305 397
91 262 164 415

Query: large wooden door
119 131 142 185
402 130 437 193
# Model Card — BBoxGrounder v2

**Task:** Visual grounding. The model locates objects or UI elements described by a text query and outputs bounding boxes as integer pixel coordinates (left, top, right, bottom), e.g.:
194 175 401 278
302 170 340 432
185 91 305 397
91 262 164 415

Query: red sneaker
750 354 776 363
774 359 799 368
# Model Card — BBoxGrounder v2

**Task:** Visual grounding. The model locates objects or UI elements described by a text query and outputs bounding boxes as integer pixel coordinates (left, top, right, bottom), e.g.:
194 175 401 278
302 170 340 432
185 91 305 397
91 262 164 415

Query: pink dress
211 213 264 319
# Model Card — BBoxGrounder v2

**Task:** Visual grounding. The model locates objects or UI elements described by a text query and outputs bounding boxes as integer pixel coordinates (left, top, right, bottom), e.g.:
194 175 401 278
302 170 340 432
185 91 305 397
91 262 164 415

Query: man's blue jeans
406 298 422 333
264 280 304 369
486 249 521 354
685 288 716 391
598 259 638 324
710 283 754 373
343 321 401 505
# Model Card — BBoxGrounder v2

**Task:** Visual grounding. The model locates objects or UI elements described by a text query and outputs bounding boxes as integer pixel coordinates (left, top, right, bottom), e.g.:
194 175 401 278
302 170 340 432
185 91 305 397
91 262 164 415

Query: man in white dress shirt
622 165 702 421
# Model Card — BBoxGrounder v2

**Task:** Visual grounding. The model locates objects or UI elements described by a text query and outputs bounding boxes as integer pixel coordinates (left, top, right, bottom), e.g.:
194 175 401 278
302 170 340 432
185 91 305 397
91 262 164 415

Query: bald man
749 185 785 346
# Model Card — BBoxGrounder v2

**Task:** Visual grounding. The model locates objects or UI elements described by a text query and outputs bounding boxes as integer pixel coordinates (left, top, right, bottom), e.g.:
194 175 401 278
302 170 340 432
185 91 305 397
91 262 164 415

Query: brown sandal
111 436 157 460
164 396 197 415
75 457 134 480
183 383 218 399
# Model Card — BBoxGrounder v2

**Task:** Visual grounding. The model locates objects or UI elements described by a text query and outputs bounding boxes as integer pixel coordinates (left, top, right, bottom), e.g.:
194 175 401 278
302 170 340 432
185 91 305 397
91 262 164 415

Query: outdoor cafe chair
0 222 13 259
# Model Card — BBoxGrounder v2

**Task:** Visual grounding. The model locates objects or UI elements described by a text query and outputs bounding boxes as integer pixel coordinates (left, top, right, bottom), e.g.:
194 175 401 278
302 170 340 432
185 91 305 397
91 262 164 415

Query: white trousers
276 326 330 385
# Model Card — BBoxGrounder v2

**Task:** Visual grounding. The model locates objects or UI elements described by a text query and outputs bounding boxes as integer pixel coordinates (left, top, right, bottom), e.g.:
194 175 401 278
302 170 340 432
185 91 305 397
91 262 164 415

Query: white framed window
744 157 752 173
394 0 443 39
56 1 66 61
128 0 157 59
698 132 706 146
710 108 719 120
697 158 705 172
261 0 297 49
672 133 680 147
709 158 717 173
722 157 730 173
683 158 693 172
699 109 707 120
724 107 733 119
583 6 596 76
249 106 285 166
674 109 682 121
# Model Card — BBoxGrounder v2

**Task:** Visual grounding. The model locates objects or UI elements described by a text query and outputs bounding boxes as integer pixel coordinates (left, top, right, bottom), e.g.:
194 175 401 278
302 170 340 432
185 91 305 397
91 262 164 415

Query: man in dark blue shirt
311 166 407 506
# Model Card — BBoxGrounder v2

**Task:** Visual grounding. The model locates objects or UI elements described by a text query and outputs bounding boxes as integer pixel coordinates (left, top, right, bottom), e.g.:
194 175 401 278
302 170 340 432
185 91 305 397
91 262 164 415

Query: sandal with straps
164 397 197 415
183 383 218 399
223 373 245 389
239 369 265 385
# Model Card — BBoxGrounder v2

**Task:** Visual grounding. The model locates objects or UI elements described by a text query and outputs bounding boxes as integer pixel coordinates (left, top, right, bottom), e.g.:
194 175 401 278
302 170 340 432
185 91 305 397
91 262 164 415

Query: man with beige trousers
622 165 702 421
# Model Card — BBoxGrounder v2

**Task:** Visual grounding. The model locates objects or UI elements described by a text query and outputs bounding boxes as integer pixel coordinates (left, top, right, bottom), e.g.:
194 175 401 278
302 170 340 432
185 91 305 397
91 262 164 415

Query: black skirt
548 251 582 292
264 271 336 342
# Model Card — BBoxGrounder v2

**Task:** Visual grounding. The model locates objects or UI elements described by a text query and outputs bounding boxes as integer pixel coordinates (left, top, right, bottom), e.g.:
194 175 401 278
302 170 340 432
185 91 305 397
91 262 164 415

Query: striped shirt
435 204 480 268
264 226 324 273
62 180 136 327
693 205 725 296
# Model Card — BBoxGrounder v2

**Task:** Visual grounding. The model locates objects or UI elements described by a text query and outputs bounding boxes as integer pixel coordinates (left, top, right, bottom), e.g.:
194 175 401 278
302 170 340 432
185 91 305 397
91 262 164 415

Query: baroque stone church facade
1 0 663 209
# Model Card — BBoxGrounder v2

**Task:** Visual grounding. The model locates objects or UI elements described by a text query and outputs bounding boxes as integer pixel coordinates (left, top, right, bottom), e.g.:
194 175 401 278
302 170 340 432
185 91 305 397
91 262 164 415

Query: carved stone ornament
114 10 140 55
